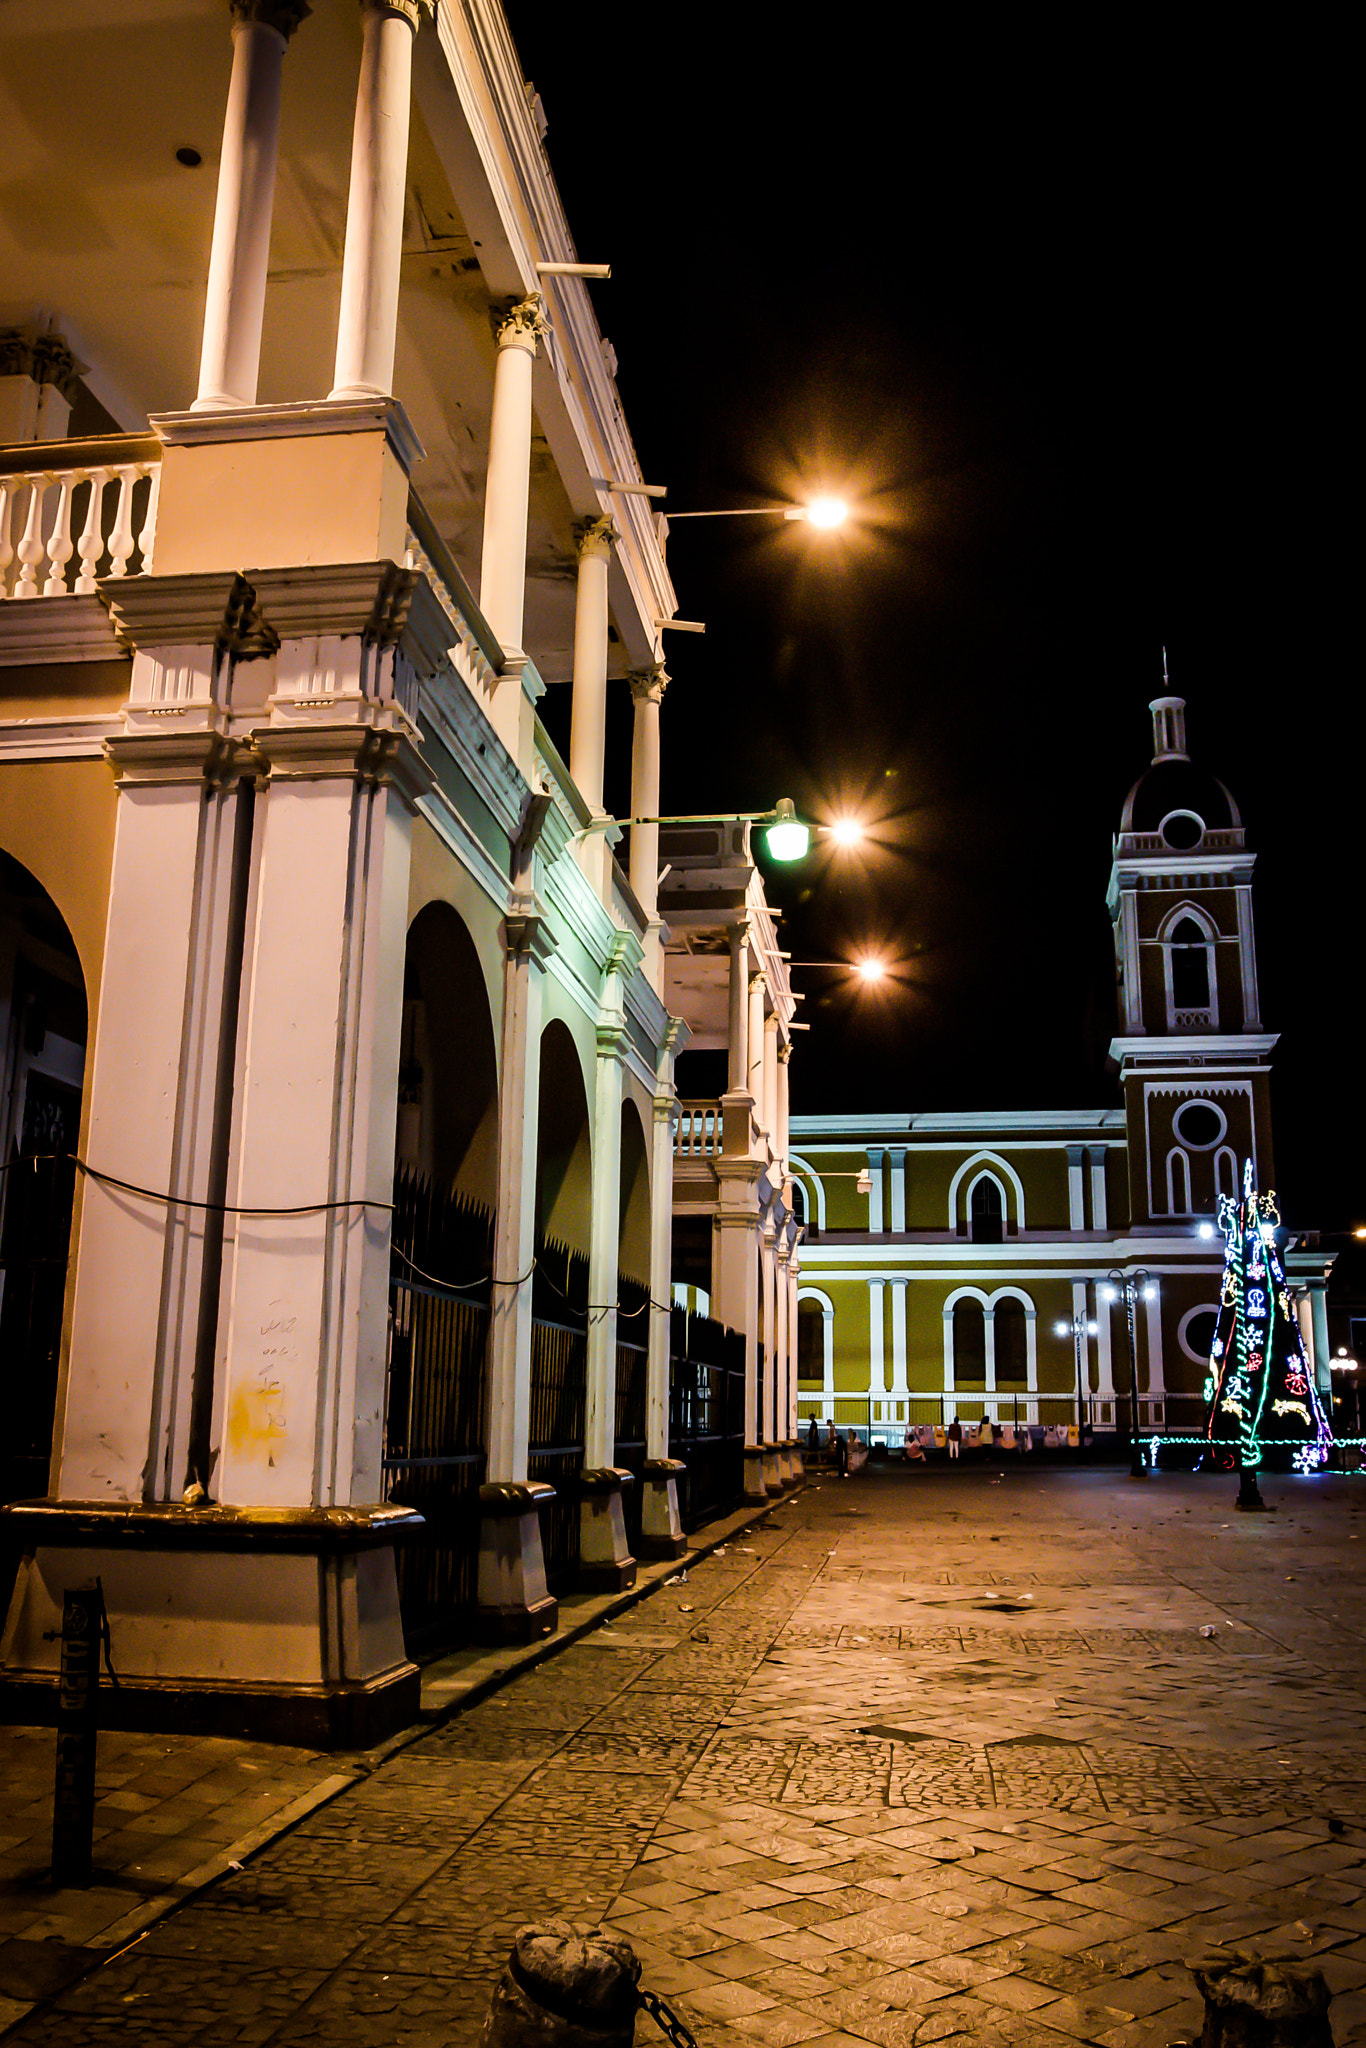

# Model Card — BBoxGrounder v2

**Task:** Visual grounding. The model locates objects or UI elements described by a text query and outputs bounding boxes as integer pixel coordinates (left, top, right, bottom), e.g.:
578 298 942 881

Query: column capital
575 514 619 561
627 662 668 706
229 0 312 37
504 900 556 967
355 0 431 27
749 972 766 995
777 1041 792 1064
493 293 550 354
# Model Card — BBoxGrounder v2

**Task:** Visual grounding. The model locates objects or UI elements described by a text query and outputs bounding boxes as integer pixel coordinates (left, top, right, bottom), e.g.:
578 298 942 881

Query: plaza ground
4 1463 1366 2045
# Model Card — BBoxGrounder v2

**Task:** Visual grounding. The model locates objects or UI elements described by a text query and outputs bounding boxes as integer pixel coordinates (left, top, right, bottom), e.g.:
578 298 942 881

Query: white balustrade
675 1102 721 1158
0 461 160 601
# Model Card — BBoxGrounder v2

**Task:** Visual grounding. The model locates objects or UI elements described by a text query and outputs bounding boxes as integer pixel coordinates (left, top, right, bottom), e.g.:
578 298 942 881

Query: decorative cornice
0 326 84 399
229 0 311 37
627 662 668 706
0 592 129 667
602 928 645 981
150 397 425 473
574 515 618 561
504 897 557 968
99 571 275 659
493 294 550 354
245 559 415 645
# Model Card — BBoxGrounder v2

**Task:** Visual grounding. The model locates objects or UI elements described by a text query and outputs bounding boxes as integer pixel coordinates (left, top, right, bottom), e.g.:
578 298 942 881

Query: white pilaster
646 1022 686 1459
1066 1145 1086 1230
1235 884 1261 1029
568 517 617 815
867 1147 884 1232
485 906 553 1482
585 935 638 1467
1089 1146 1108 1230
478 295 549 662
774 1240 790 1443
1096 1292 1115 1398
776 1042 791 1180
1072 1278 1090 1403
329 0 428 401
762 1013 779 1149
195 1 309 411
984 1307 997 1415
1307 1279 1331 1396
1144 1284 1166 1403
628 665 667 918
868 1277 887 1400
888 1145 907 1231
727 925 748 1094
747 973 765 1106
889 1277 908 1400
760 1215 777 1442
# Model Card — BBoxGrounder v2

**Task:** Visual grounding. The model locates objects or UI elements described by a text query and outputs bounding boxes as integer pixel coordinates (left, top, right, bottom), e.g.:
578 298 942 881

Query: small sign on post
50 1583 105 1886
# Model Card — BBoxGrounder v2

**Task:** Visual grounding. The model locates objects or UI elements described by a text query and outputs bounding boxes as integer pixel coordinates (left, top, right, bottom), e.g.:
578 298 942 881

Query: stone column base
577 1468 637 1592
774 1442 794 1487
0 1499 423 1749
743 1445 769 1503
761 1443 783 1495
788 1443 805 1482
638 1458 687 1560
476 1481 559 1645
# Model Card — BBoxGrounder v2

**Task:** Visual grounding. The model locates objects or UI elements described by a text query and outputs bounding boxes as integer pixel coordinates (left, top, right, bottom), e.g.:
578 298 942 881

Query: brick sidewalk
5 1467 1366 2045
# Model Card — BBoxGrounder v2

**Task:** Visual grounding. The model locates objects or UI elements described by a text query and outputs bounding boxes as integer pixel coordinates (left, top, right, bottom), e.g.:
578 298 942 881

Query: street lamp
1054 1311 1098 1433
584 800 863 866
1333 1348 1361 1438
664 496 850 527
1100 1271 1157 1479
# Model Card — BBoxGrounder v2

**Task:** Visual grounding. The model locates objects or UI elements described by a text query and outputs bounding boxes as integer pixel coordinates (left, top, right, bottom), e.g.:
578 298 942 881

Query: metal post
50 1583 106 1885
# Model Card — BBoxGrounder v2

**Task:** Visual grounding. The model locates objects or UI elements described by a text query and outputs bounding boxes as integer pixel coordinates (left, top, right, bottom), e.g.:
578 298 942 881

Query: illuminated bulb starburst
805 496 848 530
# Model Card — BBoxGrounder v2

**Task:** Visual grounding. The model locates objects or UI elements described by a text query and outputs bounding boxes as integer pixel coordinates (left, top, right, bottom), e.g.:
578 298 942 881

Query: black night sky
506 11 1359 1235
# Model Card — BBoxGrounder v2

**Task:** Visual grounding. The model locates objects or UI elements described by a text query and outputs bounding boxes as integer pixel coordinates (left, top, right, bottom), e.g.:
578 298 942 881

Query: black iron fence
528 1238 588 1592
613 1276 649 1552
383 1171 491 1650
670 1305 746 1529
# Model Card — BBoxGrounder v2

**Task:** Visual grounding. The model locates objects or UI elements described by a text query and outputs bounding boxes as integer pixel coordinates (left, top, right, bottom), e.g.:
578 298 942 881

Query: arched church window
952 1299 986 1384
995 1298 1028 1385
1169 916 1211 1010
970 1175 1004 1244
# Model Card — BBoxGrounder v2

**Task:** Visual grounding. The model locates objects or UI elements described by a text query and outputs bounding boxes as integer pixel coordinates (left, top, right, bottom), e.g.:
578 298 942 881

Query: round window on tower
1160 810 1205 850
1179 1305 1221 1365
1173 1098 1226 1150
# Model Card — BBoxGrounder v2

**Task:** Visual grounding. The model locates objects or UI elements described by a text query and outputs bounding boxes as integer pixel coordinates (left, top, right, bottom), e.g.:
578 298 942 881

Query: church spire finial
1149 657 1188 763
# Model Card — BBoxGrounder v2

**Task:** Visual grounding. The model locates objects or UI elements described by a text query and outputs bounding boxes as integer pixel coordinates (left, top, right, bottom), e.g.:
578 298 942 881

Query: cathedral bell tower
1109 695 1276 1227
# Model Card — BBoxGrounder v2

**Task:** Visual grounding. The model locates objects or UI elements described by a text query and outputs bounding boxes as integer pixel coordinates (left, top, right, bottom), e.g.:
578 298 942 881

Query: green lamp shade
763 799 810 862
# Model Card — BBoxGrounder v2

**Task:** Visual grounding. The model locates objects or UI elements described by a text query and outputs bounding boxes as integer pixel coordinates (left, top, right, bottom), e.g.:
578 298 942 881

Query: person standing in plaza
947 1417 962 1461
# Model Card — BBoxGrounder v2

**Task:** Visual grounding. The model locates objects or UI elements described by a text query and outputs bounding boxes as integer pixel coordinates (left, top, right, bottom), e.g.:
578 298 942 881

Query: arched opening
1166 1146 1191 1215
384 901 500 1652
397 902 498 1207
797 1297 824 1385
614 1100 652 1472
969 1174 1004 1244
0 850 87 1509
531 1019 593 1589
952 1298 986 1387
995 1298 1028 1386
1169 915 1211 1010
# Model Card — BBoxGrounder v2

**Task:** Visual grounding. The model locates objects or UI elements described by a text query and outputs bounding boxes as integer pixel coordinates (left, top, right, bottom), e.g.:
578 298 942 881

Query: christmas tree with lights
1203 1159 1332 1488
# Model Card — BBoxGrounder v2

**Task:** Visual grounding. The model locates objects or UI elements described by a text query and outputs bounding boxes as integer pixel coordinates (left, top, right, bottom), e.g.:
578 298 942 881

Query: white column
478 295 548 656
486 909 552 1481
941 1308 955 1421
215 712 418 1510
762 1013 779 1149
774 1241 790 1441
628 666 667 917
889 1278 908 1401
1307 1279 1331 1397
56 714 242 1500
867 1147 885 1232
868 1278 887 1404
1096 1292 1116 1399
329 0 427 401
1143 1284 1166 1407
760 1216 777 1440
646 1023 685 1459
1066 1145 1086 1230
585 941 632 1468
787 1242 802 1435
1089 1146 1108 1229
195 1 308 411
726 925 748 1094
776 1041 791 1179
568 517 617 813
1025 1310 1038 1421
747 973 766 1104
888 1145 907 1231
1121 892 1143 1031
984 1307 997 1417
1235 884 1261 1029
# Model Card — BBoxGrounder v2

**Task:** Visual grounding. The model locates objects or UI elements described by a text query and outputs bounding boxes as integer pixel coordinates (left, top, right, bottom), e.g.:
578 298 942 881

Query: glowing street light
827 816 864 849
584 798 865 867
798 496 849 529
666 496 852 526
763 798 810 862
1101 1271 1158 1478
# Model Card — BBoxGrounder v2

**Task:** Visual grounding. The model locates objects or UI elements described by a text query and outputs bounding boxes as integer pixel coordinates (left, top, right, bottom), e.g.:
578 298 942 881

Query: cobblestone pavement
7 1465 1366 2046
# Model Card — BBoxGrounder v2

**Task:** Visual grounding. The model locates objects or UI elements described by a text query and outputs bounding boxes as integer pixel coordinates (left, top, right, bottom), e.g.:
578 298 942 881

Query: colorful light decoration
1202 1158 1332 1474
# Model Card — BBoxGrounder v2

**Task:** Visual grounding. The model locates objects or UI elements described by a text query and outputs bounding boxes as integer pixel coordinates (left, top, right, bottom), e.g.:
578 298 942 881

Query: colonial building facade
0 0 801 1742
791 697 1334 1448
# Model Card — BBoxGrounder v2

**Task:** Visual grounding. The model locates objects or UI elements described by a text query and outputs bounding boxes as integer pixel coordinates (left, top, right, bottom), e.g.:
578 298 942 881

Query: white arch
1166 1145 1191 1215
948 1150 1026 1232
788 1153 826 1231
987 1286 1038 1404
942 1287 989 1419
796 1284 835 1420
1215 1145 1238 1198
1158 900 1220 942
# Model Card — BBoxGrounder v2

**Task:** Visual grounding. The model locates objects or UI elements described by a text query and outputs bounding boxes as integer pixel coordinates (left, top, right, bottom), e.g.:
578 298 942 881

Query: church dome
1119 697 1242 847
